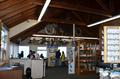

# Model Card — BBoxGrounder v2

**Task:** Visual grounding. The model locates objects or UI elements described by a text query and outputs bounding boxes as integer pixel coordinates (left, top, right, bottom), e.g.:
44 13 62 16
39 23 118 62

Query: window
0 26 8 60
58 47 67 57
19 46 29 58
1 26 8 50
37 47 47 58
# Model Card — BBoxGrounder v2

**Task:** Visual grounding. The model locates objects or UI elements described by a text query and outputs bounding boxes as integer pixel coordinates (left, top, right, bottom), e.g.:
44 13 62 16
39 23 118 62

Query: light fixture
87 14 120 27
33 34 98 40
38 0 51 22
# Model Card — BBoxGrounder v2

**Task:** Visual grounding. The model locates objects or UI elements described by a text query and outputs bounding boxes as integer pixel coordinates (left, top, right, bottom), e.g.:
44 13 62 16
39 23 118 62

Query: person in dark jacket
20 51 24 58
40 54 44 59
55 49 61 66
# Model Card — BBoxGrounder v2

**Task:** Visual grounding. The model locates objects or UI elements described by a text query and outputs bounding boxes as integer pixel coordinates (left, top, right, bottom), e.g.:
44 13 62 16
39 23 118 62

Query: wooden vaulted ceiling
0 0 120 42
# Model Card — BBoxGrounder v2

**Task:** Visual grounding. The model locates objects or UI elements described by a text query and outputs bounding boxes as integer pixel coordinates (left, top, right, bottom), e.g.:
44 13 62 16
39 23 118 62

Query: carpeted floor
43 67 98 79
24 67 99 79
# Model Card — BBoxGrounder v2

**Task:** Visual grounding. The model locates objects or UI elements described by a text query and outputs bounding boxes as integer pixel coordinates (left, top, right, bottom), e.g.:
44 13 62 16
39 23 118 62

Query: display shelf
76 39 100 75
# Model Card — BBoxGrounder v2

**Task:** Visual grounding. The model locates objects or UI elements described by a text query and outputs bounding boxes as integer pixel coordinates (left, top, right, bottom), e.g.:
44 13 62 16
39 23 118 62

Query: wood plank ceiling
0 0 120 42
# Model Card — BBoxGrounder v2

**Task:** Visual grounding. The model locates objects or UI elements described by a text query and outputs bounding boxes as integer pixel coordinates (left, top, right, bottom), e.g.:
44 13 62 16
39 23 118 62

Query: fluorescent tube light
33 34 98 40
87 14 120 27
38 0 51 22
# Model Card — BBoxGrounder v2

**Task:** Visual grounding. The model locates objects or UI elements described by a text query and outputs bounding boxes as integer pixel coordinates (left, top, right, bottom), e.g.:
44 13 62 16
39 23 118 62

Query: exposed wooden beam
0 0 33 17
6 12 36 28
5 9 36 28
33 0 112 17
109 0 114 13
72 11 86 24
0 0 24 10
4 7 36 23
42 18 86 26
20 25 44 41
10 22 46 42
1 3 36 21
96 0 108 10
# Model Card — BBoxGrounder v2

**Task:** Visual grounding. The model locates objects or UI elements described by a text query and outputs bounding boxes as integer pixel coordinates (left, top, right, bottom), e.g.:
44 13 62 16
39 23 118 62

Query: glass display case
99 68 120 79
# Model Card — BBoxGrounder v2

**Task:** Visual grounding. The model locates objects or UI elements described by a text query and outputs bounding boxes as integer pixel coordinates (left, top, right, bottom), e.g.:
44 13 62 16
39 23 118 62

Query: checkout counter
0 66 23 79
10 59 45 79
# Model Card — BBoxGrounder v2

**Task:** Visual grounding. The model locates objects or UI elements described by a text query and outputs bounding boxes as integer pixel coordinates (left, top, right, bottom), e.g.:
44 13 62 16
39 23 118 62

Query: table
0 66 23 79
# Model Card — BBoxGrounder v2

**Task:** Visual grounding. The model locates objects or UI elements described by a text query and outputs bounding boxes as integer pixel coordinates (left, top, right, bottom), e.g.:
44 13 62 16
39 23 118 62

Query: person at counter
18 51 24 59
40 54 44 59
27 50 40 59
34 51 39 59
27 50 35 59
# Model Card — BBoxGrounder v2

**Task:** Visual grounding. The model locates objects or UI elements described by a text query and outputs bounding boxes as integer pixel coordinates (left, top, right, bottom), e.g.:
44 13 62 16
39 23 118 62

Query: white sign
68 47 75 74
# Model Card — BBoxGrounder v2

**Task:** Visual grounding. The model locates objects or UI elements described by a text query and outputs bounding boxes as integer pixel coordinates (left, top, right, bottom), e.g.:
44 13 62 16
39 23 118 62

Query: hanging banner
47 45 58 67
68 42 75 74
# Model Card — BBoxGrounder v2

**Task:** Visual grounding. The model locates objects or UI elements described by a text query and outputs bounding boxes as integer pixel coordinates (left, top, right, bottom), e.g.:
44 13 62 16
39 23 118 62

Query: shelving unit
76 39 100 75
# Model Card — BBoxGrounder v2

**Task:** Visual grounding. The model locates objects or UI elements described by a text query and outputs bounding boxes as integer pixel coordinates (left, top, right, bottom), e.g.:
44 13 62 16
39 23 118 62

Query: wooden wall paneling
0 0 25 10
0 3 36 21
0 0 32 17
4 6 37 27
3 5 37 21
6 13 36 28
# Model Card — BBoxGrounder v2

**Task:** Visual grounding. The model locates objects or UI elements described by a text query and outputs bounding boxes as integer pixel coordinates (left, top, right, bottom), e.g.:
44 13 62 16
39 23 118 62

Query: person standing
27 50 35 59
20 51 24 58
33 51 39 59
61 51 65 66
55 49 61 66
40 54 44 59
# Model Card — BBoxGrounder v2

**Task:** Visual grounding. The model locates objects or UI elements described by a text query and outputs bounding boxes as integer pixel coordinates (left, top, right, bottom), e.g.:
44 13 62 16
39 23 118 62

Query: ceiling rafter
33 0 112 17
42 18 86 26
6 12 36 28
0 0 33 17
96 0 108 10
72 11 86 24
0 0 25 11
4 6 37 22
6 11 35 25
109 0 115 13
1 3 36 21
